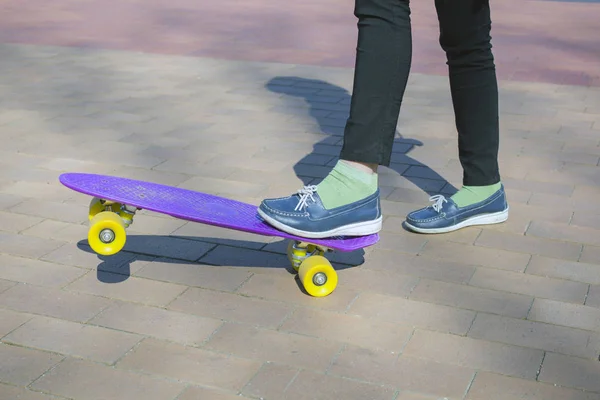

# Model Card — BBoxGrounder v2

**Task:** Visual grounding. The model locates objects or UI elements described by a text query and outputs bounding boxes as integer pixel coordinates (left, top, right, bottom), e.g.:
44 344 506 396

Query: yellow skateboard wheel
88 197 105 220
298 255 337 297
88 211 127 256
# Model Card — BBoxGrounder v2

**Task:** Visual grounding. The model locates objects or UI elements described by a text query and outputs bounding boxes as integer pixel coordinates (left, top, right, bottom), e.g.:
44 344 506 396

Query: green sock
450 182 502 207
316 160 378 210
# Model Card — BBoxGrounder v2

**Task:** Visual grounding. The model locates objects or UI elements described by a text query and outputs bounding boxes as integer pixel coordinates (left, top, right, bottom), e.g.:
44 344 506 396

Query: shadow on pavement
265 76 456 196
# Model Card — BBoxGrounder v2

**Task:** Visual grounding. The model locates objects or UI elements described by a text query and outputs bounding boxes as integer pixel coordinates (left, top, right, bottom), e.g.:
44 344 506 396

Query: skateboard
59 173 379 297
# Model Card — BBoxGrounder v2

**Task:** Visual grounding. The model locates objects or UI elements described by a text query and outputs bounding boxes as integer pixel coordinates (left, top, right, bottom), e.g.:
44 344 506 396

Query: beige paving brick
580 245 600 264
0 231 65 259
364 250 476 283
65 270 187 306
587 285 600 308
395 393 443 400
0 254 86 288
20 219 88 242
284 370 397 400
465 371 598 400
178 386 251 400
3 316 141 364
503 177 575 196
334 266 420 298
526 255 600 285
134 258 253 291
348 292 475 335
41 242 137 269
2 181 76 203
237 272 359 312
0 193 23 210
117 338 260 391
204 322 341 371
0 343 63 386
0 279 15 294
418 240 531 272
0 383 57 400
409 279 533 318
571 211 600 230
241 362 298 399
468 313 598 360
89 301 222 346
280 307 413 352
0 308 32 337
527 220 600 247
167 287 291 328
9 199 88 224
475 229 582 261
330 346 474 399
0 284 111 322
539 352 600 393
0 211 43 233
402 329 544 379
469 267 588 303
30 358 184 400
528 298 600 332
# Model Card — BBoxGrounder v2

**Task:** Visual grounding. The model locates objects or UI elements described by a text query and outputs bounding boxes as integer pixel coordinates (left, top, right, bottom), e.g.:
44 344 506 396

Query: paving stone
3 316 141 364
8 199 88 224
418 240 531 272
587 285 600 308
330 346 475 400
465 371 598 400
475 230 582 261
167 287 292 328
0 231 65 259
204 322 341 371
348 292 475 335
0 308 33 337
363 251 476 284
468 313 599 360
409 279 533 318
30 358 184 400
178 386 251 400
134 258 253 292
402 329 544 379
469 267 589 304
0 211 43 233
538 352 600 393
528 298 600 332
0 284 111 322
0 254 87 288
580 245 600 264
280 307 413 352
117 338 261 391
64 270 187 306
526 255 600 285
89 301 222 346
0 383 57 400
0 343 63 386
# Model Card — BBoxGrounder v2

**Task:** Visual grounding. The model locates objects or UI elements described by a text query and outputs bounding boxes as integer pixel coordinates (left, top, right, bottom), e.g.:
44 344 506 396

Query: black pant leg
339 0 412 166
435 0 501 186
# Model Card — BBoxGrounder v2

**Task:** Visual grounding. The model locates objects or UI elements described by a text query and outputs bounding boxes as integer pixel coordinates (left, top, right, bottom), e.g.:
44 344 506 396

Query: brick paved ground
1 0 600 399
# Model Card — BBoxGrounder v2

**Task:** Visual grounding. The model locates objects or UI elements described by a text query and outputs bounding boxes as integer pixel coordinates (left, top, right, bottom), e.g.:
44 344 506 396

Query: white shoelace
429 194 448 213
294 185 318 211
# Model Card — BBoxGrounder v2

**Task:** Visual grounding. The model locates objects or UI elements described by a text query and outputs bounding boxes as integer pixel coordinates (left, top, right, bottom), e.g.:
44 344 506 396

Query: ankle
340 159 378 175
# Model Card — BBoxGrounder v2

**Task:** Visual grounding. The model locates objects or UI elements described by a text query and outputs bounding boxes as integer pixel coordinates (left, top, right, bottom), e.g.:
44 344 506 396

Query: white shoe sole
257 209 383 239
404 207 509 234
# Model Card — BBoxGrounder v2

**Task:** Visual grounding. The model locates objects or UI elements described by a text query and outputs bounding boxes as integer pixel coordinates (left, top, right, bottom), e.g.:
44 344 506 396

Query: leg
404 0 508 234
258 0 413 239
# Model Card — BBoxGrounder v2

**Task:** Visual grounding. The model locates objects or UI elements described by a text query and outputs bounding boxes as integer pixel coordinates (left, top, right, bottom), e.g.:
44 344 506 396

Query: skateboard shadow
265 76 456 196
76 234 366 285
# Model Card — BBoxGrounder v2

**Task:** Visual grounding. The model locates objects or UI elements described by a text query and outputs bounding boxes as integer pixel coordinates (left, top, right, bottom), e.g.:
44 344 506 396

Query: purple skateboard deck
59 173 379 252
